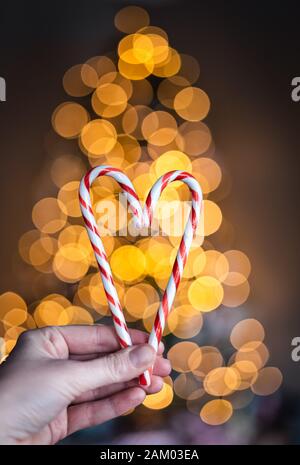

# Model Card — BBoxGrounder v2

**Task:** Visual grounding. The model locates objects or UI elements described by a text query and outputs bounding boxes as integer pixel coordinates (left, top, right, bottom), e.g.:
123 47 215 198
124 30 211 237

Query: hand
0 325 171 445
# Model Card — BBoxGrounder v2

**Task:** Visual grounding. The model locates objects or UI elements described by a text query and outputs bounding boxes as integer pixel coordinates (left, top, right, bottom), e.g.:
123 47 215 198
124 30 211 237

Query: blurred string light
0 5 282 426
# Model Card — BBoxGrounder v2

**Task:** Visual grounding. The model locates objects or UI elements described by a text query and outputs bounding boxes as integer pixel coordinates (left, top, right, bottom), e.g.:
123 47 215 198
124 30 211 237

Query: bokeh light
110 245 146 283
32 198 67 234
52 102 89 138
114 6 150 34
174 87 210 121
251 367 283 396
167 341 199 373
167 305 203 339
204 366 241 396
200 399 233 426
58 181 81 217
50 154 86 188
188 276 224 312
143 377 174 410
174 372 203 400
188 346 223 377
63 64 94 97
230 318 265 349
80 119 117 156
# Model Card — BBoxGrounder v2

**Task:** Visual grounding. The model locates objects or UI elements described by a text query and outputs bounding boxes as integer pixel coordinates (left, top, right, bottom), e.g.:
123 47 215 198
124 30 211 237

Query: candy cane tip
139 373 151 387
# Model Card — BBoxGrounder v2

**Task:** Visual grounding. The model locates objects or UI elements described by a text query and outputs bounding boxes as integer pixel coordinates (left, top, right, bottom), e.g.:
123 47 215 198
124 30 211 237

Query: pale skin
0 325 171 445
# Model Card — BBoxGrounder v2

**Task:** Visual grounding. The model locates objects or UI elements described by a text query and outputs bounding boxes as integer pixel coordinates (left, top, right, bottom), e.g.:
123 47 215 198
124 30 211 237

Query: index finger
55 325 164 355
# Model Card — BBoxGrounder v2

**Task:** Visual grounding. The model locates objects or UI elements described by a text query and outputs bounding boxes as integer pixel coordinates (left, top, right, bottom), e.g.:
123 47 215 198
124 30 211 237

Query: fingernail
157 378 164 392
129 387 146 404
158 341 165 352
152 377 164 392
162 358 172 373
130 344 155 368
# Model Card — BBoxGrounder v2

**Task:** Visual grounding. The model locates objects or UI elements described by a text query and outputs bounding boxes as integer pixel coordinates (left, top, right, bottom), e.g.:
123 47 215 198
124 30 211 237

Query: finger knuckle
39 326 57 339
105 352 127 383
108 394 122 417
17 328 36 345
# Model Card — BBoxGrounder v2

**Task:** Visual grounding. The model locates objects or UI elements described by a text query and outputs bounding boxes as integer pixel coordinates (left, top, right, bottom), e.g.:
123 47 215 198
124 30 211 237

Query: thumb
74 344 155 392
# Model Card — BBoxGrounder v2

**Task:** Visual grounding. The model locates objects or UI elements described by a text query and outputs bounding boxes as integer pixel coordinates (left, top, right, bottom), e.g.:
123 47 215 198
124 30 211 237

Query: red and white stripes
145 171 202 366
79 166 202 386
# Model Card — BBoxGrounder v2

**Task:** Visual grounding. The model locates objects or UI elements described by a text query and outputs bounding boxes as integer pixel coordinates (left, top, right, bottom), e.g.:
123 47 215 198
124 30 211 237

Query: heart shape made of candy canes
79 166 203 386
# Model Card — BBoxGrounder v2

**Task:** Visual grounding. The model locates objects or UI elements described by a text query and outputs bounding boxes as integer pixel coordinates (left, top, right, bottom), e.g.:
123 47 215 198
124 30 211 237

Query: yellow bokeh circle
110 245 146 282
188 276 224 312
81 119 117 156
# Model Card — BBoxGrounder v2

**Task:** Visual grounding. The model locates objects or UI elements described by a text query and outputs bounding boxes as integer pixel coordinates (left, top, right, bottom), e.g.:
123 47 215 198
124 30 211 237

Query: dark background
0 0 299 419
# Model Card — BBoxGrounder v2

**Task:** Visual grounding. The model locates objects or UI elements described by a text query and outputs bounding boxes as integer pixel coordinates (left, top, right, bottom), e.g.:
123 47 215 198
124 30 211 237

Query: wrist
0 383 18 444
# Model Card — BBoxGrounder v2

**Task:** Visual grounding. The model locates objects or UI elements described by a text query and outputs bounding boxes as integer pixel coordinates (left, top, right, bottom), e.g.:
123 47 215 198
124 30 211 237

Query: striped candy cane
144 170 202 379
79 165 150 385
79 166 202 386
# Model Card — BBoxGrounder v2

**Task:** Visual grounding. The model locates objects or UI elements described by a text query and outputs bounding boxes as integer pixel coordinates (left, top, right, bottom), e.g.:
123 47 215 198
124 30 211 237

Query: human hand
0 325 171 445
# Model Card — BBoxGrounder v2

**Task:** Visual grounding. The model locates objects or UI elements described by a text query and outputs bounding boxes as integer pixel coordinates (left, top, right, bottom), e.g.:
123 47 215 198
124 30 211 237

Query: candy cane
144 171 202 380
79 166 202 386
79 165 149 385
